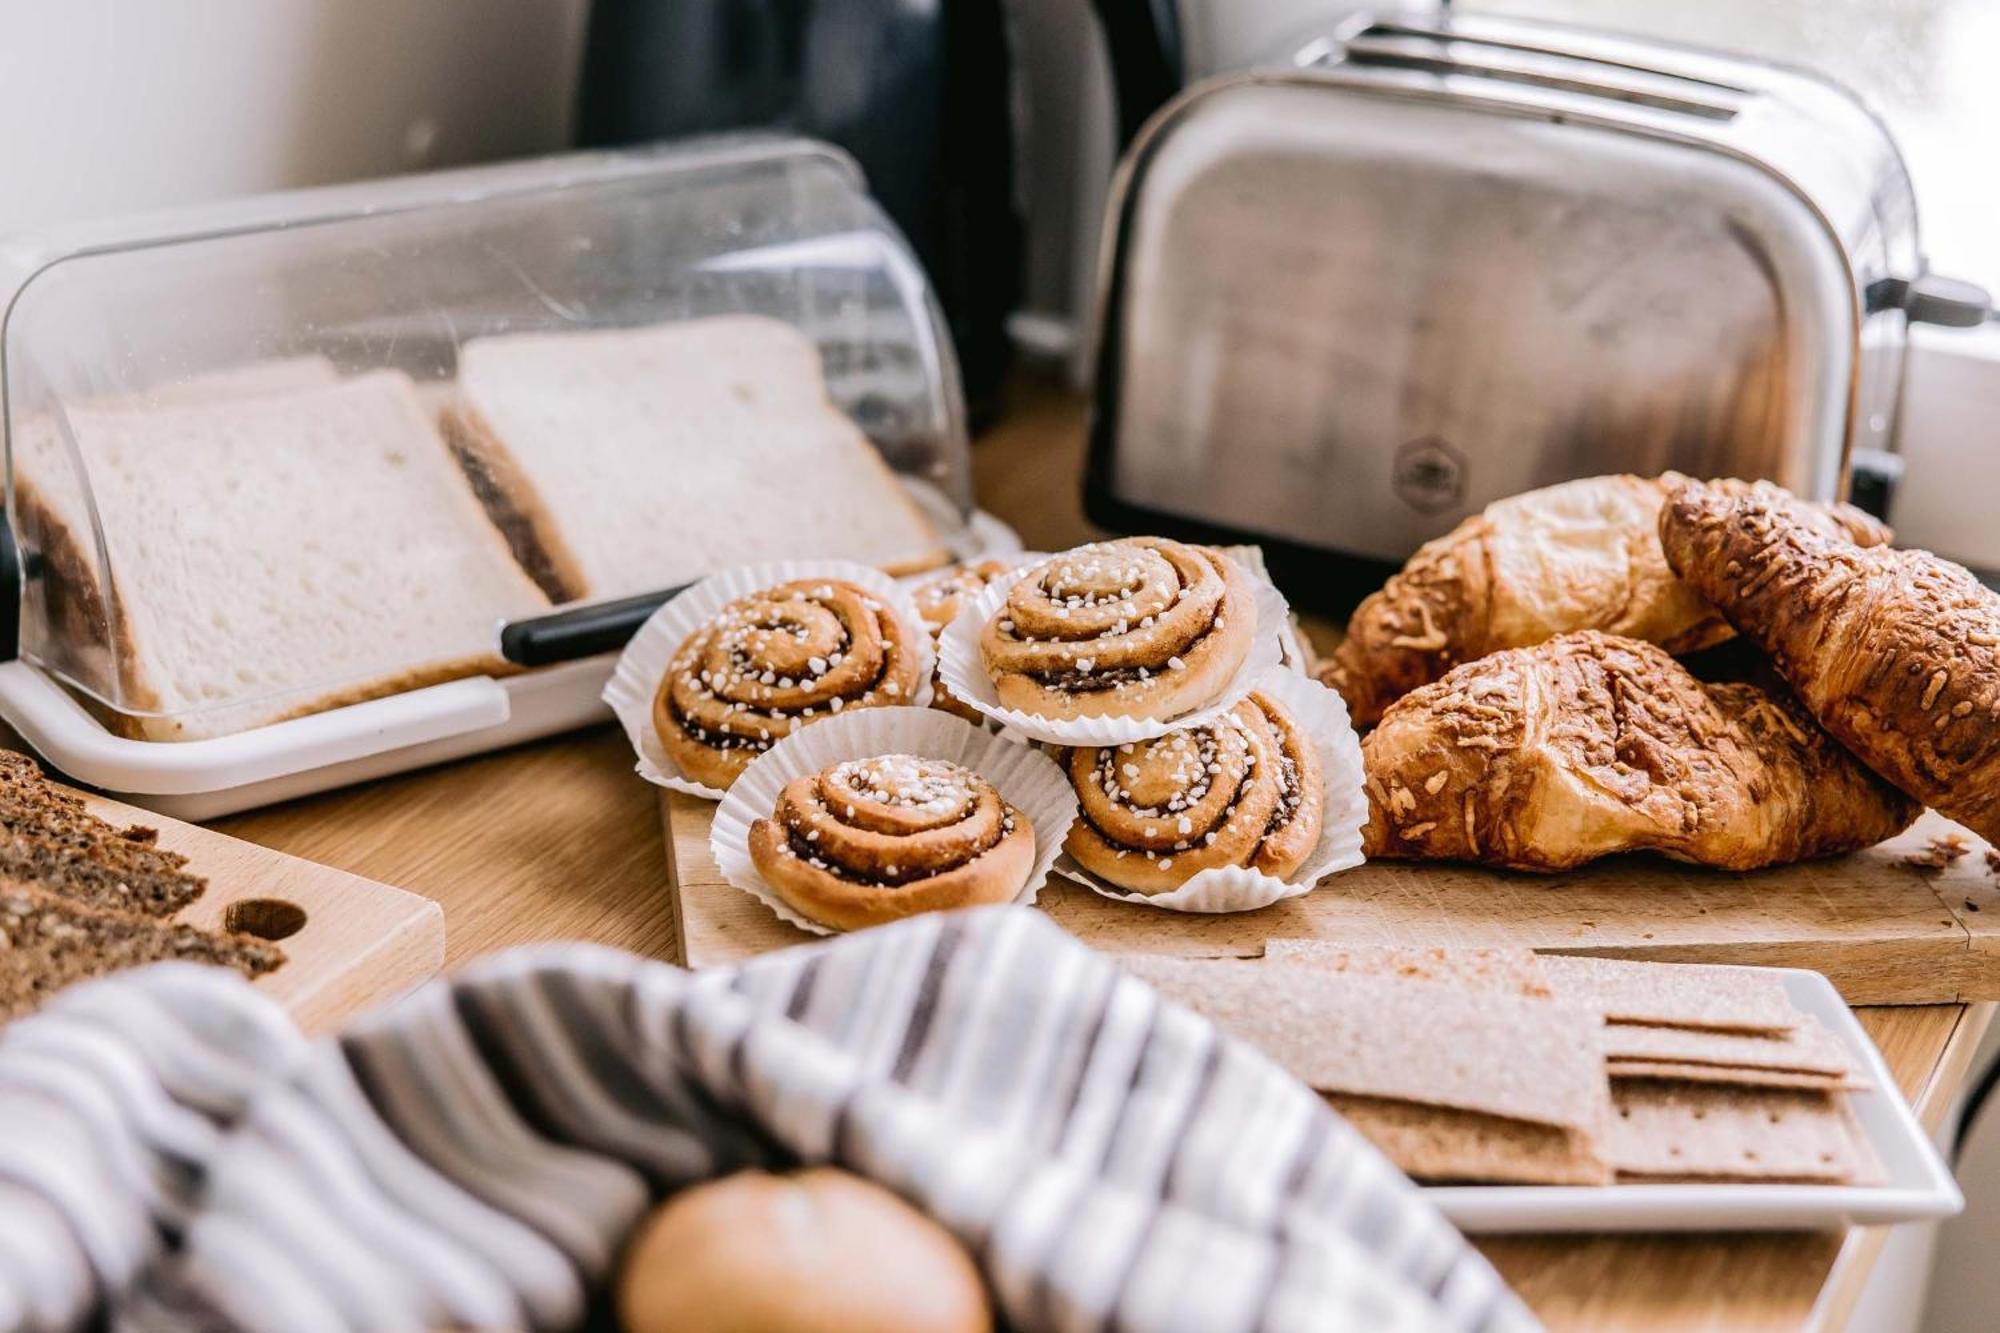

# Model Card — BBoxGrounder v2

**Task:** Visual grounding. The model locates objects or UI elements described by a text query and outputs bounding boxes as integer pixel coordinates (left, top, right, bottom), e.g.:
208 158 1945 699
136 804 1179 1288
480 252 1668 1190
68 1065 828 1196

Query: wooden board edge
657 788 689 967
69 783 449 1030
281 897 445 1036
661 786 2000 1001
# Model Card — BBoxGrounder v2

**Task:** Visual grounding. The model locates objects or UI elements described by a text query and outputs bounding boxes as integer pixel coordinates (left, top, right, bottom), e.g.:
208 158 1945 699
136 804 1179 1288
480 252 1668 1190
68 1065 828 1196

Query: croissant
1361 632 1919 872
1325 475 1891 726
979 538 1256 721
747 755 1035 930
1661 478 2000 843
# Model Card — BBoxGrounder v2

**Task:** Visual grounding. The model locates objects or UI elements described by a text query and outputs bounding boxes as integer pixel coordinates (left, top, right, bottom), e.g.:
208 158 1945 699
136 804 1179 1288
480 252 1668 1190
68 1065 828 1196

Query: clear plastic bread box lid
0 135 970 744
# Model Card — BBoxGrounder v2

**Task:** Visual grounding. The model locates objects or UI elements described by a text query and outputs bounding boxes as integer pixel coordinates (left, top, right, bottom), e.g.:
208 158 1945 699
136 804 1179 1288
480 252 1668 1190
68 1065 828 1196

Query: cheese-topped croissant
1361 632 1918 872
1662 477 2000 844
1324 475 1891 726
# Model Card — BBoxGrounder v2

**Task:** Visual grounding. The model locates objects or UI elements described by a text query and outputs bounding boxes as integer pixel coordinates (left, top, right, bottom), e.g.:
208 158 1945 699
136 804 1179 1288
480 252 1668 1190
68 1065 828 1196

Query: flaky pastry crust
1661 478 2000 843
1361 631 1918 871
1326 474 1891 726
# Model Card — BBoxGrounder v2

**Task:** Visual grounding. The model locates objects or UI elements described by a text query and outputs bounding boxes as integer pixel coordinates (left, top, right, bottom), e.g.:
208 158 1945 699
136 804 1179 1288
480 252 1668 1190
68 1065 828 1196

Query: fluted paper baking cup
936 554 1292 746
1055 668 1367 914
710 707 1079 935
1218 544 1314 677
900 553 1050 732
602 560 937 799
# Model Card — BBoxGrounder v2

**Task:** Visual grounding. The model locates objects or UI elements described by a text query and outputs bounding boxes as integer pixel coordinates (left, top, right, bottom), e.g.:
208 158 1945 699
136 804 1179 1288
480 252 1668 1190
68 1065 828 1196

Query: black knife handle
499 585 689 668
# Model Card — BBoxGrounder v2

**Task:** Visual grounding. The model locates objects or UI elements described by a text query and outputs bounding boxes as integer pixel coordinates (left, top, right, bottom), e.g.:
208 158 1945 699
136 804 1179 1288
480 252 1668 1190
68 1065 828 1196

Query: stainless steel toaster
1086 12 1990 608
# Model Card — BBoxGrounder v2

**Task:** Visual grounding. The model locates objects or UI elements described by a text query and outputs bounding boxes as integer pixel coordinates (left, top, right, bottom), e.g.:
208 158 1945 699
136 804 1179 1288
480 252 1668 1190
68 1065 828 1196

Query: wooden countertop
210 374 1987 1332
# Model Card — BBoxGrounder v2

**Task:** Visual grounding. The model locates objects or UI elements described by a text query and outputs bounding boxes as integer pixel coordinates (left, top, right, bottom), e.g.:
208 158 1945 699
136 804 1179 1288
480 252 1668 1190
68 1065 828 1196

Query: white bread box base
0 509 1022 818
0 656 615 820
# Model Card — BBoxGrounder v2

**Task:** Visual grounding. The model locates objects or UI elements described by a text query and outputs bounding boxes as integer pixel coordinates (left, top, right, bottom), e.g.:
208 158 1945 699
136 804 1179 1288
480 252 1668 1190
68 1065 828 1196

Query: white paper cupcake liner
1218 544 1316 678
709 707 1079 935
602 560 937 799
901 554 1051 736
1055 667 1368 914
936 551 1292 746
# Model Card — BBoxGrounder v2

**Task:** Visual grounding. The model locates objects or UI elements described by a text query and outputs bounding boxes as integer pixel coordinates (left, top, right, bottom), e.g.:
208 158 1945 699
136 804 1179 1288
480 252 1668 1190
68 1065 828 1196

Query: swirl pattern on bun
1064 690 1323 893
748 754 1035 930
653 580 926 790
978 538 1255 722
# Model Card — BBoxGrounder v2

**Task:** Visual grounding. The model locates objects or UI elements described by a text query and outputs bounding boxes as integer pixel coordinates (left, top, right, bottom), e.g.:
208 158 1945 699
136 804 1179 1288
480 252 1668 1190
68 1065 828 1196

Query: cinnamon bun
978 538 1256 721
747 755 1036 930
654 580 927 790
1065 690 1323 893
910 559 1015 722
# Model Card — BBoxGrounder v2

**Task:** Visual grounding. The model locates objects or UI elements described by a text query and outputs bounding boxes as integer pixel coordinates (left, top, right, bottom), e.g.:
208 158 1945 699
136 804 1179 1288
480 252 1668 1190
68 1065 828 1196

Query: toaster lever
1846 449 1904 524
1868 273 1993 328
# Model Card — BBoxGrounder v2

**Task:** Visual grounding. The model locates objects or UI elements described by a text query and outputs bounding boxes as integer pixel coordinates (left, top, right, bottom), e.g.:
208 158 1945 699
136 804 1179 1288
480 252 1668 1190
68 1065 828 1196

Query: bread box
0 135 999 816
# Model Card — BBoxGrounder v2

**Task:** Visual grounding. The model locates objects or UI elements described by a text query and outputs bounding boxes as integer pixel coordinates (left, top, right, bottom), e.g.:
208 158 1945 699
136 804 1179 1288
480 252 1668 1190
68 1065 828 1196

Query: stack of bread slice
1124 943 1877 1186
17 364 552 740
0 752 280 1020
15 315 946 740
442 315 947 602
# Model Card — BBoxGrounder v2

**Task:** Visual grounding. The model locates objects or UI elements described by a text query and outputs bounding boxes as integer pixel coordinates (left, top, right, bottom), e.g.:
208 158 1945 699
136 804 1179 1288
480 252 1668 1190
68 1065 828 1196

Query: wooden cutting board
79 786 443 1034
662 791 2000 1005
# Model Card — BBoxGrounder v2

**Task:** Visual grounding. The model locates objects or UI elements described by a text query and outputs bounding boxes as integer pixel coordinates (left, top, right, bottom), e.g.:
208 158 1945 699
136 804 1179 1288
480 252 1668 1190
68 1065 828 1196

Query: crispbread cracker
1325 1094 1611 1185
1539 954 1800 1033
1608 1062 1866 1093
1602 1017 1858 1079
1262 940 1553 998
1120 956 1608 1135
1608 1081 1862 1182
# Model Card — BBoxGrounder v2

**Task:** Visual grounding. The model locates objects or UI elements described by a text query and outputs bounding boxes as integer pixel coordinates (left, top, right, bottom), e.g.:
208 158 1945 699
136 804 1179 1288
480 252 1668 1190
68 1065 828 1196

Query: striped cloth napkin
0 905 1538 1332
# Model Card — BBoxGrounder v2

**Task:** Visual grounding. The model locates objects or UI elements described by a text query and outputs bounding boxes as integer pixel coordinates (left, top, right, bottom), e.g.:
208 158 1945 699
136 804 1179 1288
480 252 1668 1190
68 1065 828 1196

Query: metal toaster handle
1868 273 1995 328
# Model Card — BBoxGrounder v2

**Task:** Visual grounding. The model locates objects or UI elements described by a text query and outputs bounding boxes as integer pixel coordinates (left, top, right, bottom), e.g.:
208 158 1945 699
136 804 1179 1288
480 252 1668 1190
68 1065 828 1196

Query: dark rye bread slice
0 750 165 844
0 789 195 877
0 752 83 811
0 752 204 916
0 881 282 1021
0 823 205 918
0 760 161 846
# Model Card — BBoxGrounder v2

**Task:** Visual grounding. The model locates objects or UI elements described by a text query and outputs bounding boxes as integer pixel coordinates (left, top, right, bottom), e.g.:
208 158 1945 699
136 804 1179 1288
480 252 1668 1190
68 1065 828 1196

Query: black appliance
576 0 1020 421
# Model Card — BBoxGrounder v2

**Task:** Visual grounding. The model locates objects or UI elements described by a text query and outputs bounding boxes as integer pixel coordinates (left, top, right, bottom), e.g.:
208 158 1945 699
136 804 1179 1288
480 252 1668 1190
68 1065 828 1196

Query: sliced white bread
20 370 548 739
12 356 348 703
443 315 947 603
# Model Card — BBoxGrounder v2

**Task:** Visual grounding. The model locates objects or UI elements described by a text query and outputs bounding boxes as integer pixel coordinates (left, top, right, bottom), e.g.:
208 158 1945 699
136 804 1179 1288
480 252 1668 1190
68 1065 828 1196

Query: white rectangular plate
1425 966 1963 1233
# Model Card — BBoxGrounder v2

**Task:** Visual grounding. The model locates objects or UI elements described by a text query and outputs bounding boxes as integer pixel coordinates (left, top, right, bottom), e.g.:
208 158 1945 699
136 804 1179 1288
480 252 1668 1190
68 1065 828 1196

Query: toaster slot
1336 22 1748 122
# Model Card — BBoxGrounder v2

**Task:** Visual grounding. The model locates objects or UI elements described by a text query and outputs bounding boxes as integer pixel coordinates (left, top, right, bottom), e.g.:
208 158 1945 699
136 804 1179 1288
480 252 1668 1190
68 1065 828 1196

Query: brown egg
616 1168 992 1333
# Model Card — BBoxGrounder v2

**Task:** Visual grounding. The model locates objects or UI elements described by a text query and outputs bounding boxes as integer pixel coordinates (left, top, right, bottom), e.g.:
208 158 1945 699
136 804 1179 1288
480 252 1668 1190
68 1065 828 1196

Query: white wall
0 0 590 234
